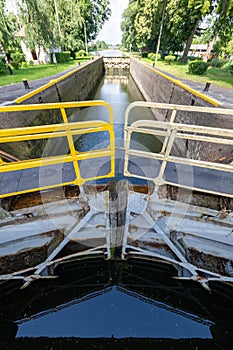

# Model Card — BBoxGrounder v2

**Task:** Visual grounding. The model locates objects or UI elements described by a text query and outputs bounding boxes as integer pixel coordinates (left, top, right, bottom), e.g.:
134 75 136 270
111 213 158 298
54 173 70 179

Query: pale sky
97 0 129 45
6 0 129 45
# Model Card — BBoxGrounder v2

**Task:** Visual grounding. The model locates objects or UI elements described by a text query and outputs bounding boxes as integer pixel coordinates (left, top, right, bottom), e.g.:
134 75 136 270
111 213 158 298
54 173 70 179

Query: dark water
1 260 233 349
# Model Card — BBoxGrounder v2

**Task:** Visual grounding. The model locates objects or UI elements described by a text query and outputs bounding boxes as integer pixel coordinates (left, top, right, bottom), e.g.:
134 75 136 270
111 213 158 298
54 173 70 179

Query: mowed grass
0 58 92 87
142 58 233 90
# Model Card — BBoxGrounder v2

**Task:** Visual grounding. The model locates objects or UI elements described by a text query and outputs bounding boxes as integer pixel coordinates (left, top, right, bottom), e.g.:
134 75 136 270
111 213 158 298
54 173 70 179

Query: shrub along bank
142 53 233 89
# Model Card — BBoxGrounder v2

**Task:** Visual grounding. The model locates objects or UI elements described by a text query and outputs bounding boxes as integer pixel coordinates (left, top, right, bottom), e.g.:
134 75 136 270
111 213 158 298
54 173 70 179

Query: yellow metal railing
0 101 115 198
14 58 99 104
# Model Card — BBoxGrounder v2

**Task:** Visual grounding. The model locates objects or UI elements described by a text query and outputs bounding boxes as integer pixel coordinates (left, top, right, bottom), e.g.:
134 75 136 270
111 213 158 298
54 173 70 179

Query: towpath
0 63 85 105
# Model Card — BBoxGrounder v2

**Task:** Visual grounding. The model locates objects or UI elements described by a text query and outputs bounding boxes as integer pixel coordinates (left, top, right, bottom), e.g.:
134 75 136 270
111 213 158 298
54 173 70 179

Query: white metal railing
124 102 233 197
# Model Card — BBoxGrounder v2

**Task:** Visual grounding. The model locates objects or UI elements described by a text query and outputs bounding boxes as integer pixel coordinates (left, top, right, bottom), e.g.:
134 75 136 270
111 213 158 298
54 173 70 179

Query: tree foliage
17 0 111 53
203 0 233 60
0 0 20 50
121 0 232 60
121 1 138 51
19 0 55 51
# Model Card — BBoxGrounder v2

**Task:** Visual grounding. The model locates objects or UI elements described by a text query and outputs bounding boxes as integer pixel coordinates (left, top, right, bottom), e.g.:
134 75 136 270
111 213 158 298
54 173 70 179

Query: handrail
0 101 115 198
131 57 220 106
124 102 233 145
124 101 233 198
14 58 101 104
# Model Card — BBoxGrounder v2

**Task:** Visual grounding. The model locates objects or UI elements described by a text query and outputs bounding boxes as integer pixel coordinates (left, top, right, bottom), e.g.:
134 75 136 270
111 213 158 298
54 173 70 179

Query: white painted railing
124 102 233 197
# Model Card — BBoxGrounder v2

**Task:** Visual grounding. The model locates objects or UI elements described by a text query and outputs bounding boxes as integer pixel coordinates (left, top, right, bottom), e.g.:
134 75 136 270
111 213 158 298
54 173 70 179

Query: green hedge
148 52 162 61
11 61 20 70
209 58 226 68
188 60 209 75
21 61 27 68
11 52 25 64
50 51 71 63
164 55 176 64
148 53 156 61
0 59 6 73
76 50 86 58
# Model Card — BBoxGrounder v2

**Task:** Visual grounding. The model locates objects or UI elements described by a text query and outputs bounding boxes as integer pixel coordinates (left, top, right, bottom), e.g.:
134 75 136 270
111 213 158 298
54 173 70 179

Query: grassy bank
142 58 233 90
0 58 93 87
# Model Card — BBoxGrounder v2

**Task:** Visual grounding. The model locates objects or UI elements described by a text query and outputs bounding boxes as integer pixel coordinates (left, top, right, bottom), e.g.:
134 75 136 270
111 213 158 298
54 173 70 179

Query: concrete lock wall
20 57 104 105
130 57 233 162
0 58 104 158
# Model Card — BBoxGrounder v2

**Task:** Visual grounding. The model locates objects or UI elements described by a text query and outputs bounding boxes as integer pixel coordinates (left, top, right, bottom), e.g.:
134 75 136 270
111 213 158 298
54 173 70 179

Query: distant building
188 44 209 58
15 27 60 64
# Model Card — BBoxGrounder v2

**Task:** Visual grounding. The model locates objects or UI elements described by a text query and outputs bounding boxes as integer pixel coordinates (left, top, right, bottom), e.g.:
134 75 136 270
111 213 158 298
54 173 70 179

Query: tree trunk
203 0 227 62
203 36 217 62
181 17 201 63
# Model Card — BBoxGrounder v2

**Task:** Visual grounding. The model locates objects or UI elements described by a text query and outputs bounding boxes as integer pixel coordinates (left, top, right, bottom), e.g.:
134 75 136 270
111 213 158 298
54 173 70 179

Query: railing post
155 128 177 185
160 108 177 154
60 107 83 185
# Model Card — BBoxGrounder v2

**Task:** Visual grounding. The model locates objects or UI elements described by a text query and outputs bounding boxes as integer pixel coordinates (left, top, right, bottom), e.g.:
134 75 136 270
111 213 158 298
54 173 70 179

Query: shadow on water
0 259 233 349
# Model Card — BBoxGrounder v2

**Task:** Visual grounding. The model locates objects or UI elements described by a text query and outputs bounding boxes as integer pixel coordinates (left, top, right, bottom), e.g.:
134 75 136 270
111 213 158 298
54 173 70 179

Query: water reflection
0 259 233 349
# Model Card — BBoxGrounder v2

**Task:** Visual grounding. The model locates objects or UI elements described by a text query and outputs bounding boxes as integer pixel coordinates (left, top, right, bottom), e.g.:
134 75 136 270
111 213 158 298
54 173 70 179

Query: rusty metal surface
0 182 233 290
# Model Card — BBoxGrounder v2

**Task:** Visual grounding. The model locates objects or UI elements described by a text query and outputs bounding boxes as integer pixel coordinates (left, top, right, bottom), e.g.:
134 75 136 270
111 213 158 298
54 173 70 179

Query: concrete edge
14 58 102 104
131 57 220 107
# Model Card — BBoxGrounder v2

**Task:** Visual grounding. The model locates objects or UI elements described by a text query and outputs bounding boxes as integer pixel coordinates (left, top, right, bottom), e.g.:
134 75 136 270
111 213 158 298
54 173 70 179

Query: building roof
190 44 208 50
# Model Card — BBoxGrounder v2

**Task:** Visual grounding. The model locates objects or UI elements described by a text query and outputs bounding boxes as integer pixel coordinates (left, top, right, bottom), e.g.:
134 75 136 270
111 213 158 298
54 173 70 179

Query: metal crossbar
0 101 115 198
124 102 233 198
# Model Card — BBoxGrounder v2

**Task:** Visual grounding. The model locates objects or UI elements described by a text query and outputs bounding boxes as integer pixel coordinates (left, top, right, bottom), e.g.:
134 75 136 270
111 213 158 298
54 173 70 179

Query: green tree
121 0 216 61
121 0 212 57
78 0 111 41
19 0 55 58
0 0 20 50
121 0 138 50
18 0 111 58
54 0 83 55
180 0 212 62
203 0 233 61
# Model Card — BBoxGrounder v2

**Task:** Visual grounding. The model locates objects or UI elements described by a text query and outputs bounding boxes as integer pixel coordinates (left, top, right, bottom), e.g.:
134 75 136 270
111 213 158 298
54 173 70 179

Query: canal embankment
0 57 103 106
130 57 233 162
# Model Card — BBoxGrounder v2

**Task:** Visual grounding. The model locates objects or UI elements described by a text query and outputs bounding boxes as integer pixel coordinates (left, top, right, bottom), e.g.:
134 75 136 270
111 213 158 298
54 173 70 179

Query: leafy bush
50 51 71 63
188 60 209 75
188 55 202 62
141 52 148 58
0 59 6 73
11 60 20 70
222 61 233 71
176 55 183 62
76 50 86 58
148 52 162 61
29 60 34 65
11 52 25 64
148 53 156 61
229 65 233 75
164 55 176 64
209 58 226 68
21 61 27 68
